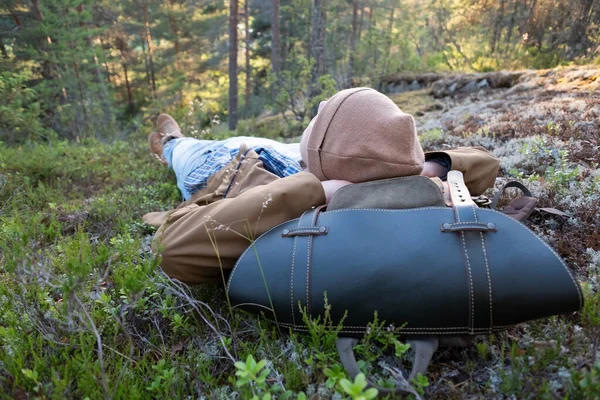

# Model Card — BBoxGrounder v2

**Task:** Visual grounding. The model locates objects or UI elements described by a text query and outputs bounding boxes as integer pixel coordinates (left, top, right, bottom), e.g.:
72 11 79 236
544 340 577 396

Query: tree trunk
271 0 281 76
568 0 594 56
140 33 151 85
30 0 53 81
105 62 112 84
167 0 181 69
357 5 364 43
121 57 135 116
347 0 359 88
64 5 90 136
31 0 44 21
503 0 519 56
368 7 377 71
519 0 537 36
77 5 114 129
382 6 395 76
71 58 90 134
143 0 157 97
99 37 112 83
309 0 326 115
0 37 8 59
490 0 506 54
244 0 251 112
8 7 21 28
229 0 239 130
115 35 134 115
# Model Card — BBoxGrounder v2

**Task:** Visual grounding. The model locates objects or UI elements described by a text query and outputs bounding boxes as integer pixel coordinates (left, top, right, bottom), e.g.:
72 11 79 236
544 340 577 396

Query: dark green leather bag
226 171 583 391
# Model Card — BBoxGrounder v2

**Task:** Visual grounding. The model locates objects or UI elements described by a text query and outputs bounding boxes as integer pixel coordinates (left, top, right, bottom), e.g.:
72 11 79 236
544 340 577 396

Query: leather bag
226 171 583 390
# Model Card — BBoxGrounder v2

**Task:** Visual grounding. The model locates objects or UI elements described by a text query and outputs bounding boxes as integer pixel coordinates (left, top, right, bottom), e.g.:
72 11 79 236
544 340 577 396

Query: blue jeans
163 137 303 200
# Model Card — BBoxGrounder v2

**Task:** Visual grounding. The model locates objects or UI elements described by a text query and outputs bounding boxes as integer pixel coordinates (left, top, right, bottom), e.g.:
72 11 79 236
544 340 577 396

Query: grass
388 89 439 116
1 69 600 398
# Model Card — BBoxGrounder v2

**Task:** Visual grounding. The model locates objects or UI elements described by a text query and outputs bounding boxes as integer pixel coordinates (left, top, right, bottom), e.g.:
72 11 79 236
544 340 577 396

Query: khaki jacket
144 145 499 284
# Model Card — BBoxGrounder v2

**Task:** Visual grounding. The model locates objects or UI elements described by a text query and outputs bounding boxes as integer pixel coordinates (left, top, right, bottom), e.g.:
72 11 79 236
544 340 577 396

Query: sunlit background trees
2 0 599 143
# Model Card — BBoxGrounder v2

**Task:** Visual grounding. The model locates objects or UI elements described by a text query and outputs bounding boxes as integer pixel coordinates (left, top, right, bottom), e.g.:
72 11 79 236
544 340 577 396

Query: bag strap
336 337 438 395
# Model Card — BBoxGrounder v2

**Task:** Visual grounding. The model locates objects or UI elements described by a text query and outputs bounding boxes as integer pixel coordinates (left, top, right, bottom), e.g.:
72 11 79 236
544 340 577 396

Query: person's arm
153 172 326 285
425 146 500 195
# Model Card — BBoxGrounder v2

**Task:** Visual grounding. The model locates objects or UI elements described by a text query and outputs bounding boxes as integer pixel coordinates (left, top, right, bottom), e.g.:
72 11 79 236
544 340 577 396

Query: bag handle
490 181 538 222
490 180 533 209
490 180 571 221
336 337 438 395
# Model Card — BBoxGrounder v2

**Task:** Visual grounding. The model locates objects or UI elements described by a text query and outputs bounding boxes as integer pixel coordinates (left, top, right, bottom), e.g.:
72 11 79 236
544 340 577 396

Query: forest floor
1 66 599 399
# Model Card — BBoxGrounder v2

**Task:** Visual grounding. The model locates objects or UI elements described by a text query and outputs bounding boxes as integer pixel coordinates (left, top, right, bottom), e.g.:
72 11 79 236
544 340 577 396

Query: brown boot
156 113 184 142
148 132 168 165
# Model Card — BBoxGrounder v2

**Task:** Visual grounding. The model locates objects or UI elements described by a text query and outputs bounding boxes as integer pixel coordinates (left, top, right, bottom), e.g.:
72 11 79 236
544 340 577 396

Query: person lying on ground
144 88 500 285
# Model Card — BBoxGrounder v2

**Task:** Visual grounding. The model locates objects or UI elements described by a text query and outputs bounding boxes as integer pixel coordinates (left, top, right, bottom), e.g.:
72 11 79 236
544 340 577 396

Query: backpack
226 171 583 394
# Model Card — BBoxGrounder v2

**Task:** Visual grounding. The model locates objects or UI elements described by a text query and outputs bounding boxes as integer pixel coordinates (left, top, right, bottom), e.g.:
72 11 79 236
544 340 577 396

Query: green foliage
234 354 286 400
235 355 269 388
300 294 347 366
0 71 54 144
476 341 490 361
338 373 378 400
410 373 430 396
419 128 445 149
395 340 411 358
578 362 600 398
271 47 337 126
146 359 175 395
324 364 347 389
581 284 600 354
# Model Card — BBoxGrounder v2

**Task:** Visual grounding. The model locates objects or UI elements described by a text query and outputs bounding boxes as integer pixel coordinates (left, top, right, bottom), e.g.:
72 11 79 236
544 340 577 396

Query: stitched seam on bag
306 209 322 317
269 320 514 334
267 320 513 330
460 231 475 334
290 235 298 326
287 228 322 233
291 213 309 325
446 223 491 230
454 204 475 333
472 205 494 333
449 223 487 227
483 209 583 308
480 232 494 332
325 207 450 215
306 236 313 317
227 217 302 293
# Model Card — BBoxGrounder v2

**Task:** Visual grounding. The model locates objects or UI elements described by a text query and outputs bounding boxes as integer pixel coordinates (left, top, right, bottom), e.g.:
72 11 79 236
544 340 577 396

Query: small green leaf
394 340 411 357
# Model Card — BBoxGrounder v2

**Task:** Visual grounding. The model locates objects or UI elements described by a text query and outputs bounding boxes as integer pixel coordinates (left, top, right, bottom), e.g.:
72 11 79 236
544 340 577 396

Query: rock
351 76 372 88
389 82 409 93
488 71 524 88
379 72 444 92
449 82 458 93
461 80 478 93
408 79 421 91
477 79 489 89
425 102 445 112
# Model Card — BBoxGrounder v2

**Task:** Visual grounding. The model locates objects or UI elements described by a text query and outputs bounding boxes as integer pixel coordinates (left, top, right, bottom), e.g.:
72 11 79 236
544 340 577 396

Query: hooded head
300 87 424 183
